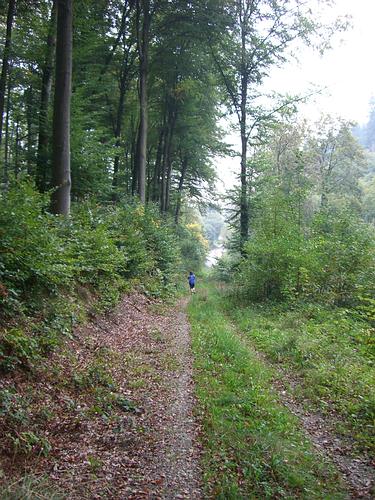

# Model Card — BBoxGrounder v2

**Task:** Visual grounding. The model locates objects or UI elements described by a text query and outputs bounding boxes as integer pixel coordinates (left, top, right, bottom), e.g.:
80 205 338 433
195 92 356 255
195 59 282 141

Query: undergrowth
0 181 204 373
0 179 205 487
0 474 65 499
225 296 375 455
188 282 346 499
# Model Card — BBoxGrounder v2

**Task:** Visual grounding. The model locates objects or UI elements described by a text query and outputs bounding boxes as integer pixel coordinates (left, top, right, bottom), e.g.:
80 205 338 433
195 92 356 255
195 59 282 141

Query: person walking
188 271 196 294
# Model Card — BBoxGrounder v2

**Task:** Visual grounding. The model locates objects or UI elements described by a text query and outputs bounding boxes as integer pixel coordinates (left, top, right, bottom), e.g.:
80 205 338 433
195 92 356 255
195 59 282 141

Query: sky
268 0 375 125
215 0 375 192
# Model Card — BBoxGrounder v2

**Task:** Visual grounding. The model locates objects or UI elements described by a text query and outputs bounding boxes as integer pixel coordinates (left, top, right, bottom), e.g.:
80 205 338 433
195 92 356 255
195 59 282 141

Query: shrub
0 182 72 315
0 181 188 370
299 210 375 306
235 208 375 306
0 329 40 371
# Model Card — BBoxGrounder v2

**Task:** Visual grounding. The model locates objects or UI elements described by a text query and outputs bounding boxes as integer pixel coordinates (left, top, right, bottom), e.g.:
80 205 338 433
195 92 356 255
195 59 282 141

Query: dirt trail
89 293 203 499
147 297 202 499
0 293 203 499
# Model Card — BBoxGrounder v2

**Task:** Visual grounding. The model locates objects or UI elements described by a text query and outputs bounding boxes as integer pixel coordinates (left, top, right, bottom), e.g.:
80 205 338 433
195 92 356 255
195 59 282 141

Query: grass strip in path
188 283 347 499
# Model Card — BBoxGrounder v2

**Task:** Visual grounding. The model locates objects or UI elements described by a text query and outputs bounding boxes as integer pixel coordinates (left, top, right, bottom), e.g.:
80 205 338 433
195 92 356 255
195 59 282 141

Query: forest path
25 293 203 499
92 293 202 499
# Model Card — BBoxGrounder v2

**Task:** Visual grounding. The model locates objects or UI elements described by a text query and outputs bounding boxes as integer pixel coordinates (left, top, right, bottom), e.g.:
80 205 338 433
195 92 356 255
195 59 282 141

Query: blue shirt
188 274 196 286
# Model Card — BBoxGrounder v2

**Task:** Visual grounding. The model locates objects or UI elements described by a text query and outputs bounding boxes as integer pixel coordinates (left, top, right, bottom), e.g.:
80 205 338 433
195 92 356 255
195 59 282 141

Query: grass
225 297 375 455
0 475 65 499
188 281 347 499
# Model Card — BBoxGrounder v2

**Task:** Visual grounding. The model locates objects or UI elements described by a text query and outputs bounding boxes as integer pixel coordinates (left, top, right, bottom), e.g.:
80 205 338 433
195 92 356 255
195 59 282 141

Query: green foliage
300 210 375 306
0 182 68 314
177 221 208 272
228 300 375 454
0 387 31 427
0 329 40 371
0 182 189 370
212 253 240 283
188 281 346 498
8 431 51 457
74 359 115 390
235 197 374 306
0 385 52 459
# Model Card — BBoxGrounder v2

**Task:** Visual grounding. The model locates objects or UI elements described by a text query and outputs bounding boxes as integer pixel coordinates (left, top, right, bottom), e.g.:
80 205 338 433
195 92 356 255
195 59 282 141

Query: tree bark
0 0 16 148
14 117 19 177
160 104 176 213
132 126 139 195
136 0 151 204
112 63 128 202
239 12 249 253
51 0 72 215
26 86 34 175
240 118 248 249
36 0 56 192
175 154 188 224
129 114 137 194
3 73 12 184
152 126 164 202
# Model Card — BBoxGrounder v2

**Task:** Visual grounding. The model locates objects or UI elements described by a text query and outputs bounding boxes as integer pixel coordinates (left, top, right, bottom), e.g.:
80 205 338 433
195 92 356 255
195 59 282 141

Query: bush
0 183 71 315
0 329 40 371
212 253 240 283
301 210 375 306
235 207 375 306
0 181 188 370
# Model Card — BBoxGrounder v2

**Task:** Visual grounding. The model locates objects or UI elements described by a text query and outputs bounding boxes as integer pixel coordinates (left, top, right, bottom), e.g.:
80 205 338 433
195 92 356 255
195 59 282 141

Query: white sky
269 0 375 125
215 0 375 192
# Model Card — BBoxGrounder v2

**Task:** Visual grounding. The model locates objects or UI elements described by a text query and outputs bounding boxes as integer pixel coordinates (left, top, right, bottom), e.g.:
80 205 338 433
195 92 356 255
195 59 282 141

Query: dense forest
0 0 374 498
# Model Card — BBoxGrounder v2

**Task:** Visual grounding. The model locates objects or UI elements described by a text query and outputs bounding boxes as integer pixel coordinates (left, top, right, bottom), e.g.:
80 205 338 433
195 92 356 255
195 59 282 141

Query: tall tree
210 0 341 250
111 1 136 201
135 0 152 203
0 0 16 149
51 0 72 215
36 0 56 192
307 117 365 208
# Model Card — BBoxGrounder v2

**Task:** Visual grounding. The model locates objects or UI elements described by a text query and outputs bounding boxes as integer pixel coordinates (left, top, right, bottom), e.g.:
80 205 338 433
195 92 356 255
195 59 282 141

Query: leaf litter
0 293 202 499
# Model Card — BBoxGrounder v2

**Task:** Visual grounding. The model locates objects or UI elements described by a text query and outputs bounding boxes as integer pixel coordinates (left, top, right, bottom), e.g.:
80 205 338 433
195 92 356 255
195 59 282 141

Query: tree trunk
132 127 140 195
136 0 151 204
239 17 248 253
51 0 72 215
112 63 128 202
26 86 34 175
0 0 16 147
152 127 163 202
124 148 130 193
14 117 19 177
160 123 170 213
36 0 57 192
3 73 12 185
240 122 248 250
160 105 176 213
129 114 136 194
146 144 153 203
321 187 328 208
175 154 188 224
